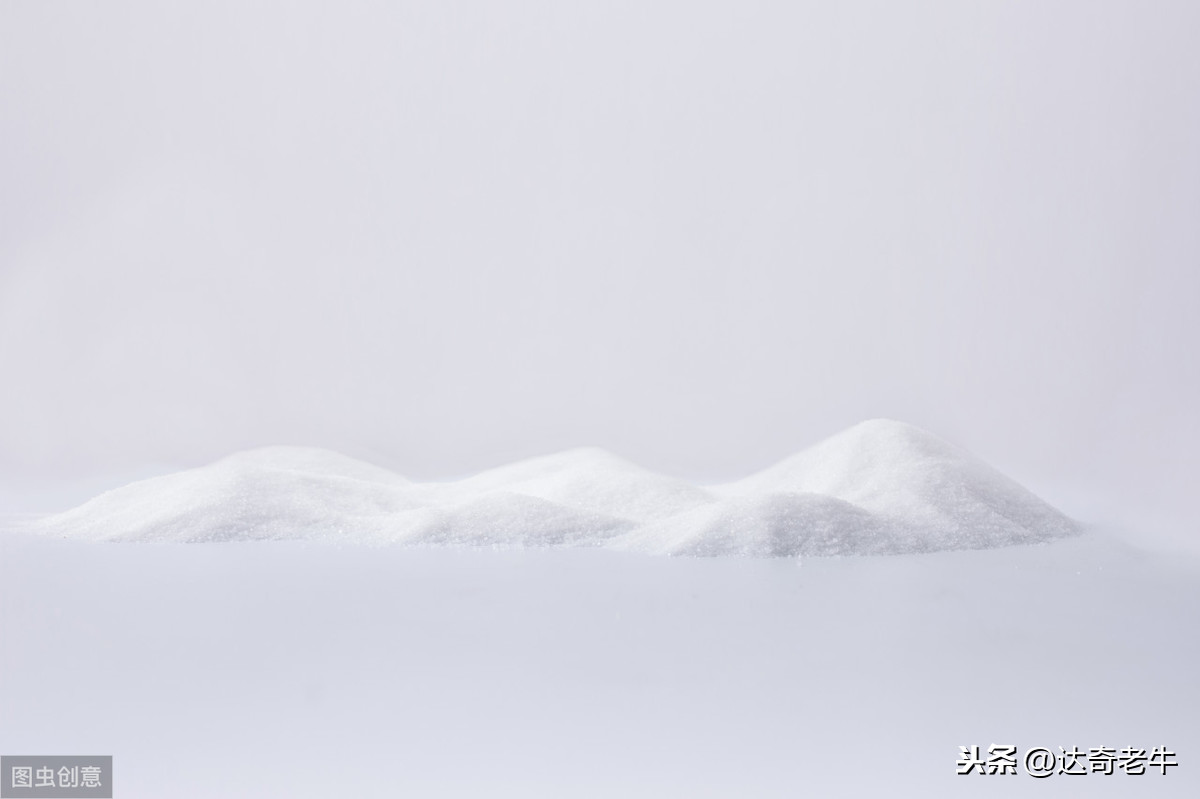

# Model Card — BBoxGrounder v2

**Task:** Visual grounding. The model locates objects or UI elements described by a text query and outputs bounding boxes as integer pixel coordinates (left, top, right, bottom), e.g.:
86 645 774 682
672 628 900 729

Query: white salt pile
31 420 1079 555
615 419 1079 556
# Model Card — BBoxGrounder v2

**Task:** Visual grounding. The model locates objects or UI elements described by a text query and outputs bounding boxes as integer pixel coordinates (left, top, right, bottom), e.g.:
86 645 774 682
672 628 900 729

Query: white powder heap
33 419 1079 555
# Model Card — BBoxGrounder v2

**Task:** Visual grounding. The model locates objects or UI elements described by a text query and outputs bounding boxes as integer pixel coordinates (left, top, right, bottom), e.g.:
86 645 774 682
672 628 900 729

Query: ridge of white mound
714 419 1079 551
31 422 1080 555
34 447 419 543
441 447 715 523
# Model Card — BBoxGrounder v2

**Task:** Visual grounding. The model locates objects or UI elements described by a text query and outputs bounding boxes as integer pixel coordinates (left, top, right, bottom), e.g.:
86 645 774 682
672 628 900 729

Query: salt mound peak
36 446 419 542
720 418 1078 551
31 423 1079 555
448 446 715 523
724 419 963 494
215 445 411 485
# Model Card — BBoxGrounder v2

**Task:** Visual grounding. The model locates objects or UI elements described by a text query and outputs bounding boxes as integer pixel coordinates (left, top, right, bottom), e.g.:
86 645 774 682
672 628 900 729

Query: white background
2 6 1197 795
2 2 1197 545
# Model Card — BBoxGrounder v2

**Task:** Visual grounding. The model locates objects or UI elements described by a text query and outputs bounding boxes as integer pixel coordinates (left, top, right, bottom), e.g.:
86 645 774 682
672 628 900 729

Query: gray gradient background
1 1 1196 542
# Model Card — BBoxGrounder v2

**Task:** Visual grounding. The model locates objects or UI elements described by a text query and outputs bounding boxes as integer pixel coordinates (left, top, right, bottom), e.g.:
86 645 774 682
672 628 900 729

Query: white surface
1 526 1195 798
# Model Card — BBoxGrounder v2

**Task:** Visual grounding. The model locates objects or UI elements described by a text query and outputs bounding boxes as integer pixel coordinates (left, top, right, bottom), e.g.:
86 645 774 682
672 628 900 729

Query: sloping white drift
36 447 419 543
32 420 1079 555
613 420 1079 556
